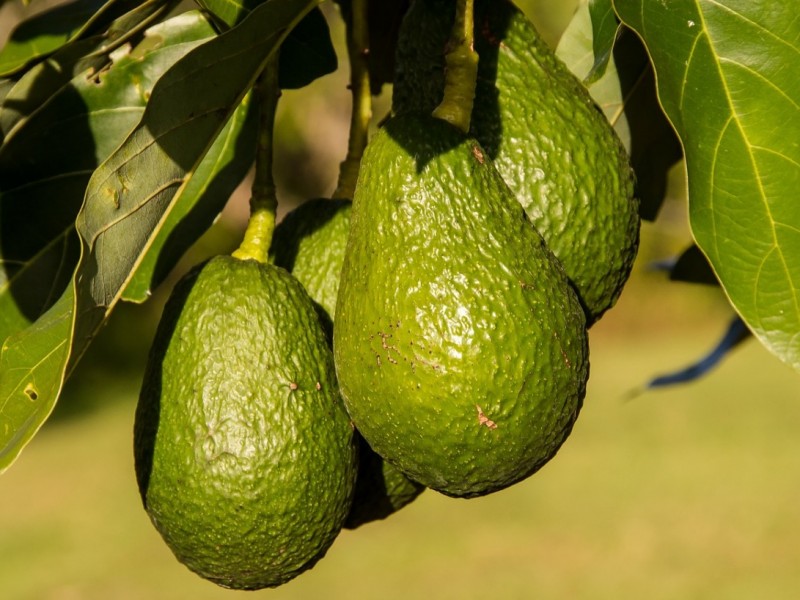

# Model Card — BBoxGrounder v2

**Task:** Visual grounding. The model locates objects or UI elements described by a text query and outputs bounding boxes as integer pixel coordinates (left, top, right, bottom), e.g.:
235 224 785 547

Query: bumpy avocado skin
334 114 589 498
134 255 357 590
270 199 353 328
393 0 639 324
271 200 425 527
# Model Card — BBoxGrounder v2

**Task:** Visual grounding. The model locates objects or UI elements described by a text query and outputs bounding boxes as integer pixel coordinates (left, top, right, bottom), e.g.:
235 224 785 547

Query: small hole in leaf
24 383 38 401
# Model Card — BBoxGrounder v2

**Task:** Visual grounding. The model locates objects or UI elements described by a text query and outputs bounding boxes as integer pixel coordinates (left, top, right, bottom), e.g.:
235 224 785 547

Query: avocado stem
233 54 280 264
432 0 478 133
333 0 372 200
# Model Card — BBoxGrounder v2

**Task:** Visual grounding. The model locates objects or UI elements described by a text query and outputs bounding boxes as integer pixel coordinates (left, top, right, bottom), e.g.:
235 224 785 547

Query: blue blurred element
647 256 677 273
647 317 751 388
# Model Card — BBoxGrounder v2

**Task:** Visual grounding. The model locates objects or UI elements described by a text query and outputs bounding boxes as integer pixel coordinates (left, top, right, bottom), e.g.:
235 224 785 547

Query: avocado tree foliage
0 0 796 473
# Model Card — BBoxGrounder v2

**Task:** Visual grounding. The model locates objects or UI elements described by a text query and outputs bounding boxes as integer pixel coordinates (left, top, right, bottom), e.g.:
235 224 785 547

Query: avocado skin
393 0 639 324
134 255 357 589
271 199 353 331
271 200 425 527
334 113 589 498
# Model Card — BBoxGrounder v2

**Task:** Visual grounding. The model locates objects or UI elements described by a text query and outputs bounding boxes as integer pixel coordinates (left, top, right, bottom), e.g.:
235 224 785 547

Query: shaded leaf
0 0 149 76
584 0 618 84
0 12 218 347
278 7 337 89
0 0 317 472
557 4 682 220
335 0 410 94
615 0 800 371
669 244 718 286
122 93 257 302
0 79 14 105
195 0 336 89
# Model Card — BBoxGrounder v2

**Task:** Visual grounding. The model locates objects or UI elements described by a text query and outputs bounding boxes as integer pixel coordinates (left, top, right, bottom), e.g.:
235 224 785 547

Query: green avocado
271 199 425 527
393 0 639 324
134 255 357 589
270 199 353 334
334 113 589 498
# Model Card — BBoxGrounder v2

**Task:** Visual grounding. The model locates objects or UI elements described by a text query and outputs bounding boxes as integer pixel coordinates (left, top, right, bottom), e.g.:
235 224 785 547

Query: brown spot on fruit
476 405 498 430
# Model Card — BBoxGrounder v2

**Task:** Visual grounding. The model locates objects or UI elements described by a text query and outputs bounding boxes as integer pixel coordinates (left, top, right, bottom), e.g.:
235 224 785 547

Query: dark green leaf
615 0 800 371
0 0 150 77
196 0 336 89
669 244 718 286
278 7 337 90
584 0 618 84
0 12 218 348
122 93 257 302
0 0 317 472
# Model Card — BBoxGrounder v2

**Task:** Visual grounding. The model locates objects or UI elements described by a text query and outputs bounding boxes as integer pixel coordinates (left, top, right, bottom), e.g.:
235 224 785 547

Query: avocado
134 255 357 589
271 199 425 527
334 113 589 498
393 0 639 324
271 199 353 337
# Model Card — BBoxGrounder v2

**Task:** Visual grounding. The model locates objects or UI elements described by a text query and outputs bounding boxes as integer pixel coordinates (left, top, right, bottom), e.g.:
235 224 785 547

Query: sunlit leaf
0 0 154 76
0 0 181 139
615 0 800 370
0 290 72 467
0 0 317 472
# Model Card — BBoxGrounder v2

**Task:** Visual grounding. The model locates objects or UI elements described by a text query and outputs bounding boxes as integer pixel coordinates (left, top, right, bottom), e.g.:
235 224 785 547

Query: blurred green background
2 1 799 598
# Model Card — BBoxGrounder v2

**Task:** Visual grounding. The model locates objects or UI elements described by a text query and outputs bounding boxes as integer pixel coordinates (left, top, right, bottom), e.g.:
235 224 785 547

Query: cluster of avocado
133 0 639 590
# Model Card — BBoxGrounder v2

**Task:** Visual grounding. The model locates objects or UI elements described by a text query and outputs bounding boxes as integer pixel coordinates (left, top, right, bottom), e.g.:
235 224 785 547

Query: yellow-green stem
431 0 478 133
232 55 280 263
333 0 372 200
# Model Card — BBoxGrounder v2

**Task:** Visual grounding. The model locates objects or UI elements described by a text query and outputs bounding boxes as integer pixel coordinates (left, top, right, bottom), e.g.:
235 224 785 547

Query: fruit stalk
232 54 280 264
333 0 372 200
431 0 478 133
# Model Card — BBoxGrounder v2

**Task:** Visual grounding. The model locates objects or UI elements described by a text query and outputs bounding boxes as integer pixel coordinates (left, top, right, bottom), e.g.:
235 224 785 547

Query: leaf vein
719 58 800 112
704 0 800 55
